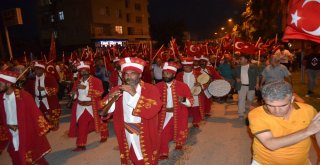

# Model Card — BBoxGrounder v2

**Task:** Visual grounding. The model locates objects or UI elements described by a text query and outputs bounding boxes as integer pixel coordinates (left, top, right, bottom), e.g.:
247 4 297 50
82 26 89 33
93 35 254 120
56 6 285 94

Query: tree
240 0 288 41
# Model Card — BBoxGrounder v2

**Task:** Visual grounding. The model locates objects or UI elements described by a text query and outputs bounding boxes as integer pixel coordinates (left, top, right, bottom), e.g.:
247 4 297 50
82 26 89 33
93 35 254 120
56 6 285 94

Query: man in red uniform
195 55 222 117
156 62 193 159
109 57 123 88
68 61 108 151
176 57 204 127
25 61 61 131
100 57 162 165
0 70 51 165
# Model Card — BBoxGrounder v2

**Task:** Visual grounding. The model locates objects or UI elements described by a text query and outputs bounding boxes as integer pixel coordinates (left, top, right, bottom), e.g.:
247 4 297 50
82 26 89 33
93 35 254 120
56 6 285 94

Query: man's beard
163 76 174 83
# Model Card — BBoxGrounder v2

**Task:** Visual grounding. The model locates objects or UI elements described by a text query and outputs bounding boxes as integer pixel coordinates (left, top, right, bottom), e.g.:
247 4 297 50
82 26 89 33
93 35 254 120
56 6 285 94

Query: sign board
2 8 23 26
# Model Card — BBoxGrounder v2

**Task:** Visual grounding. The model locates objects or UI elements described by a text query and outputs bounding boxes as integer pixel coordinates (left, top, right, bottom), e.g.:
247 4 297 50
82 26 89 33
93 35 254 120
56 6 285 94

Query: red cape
156 80 193 146
100 81 163 164
68 76 105 137
0 89 51 164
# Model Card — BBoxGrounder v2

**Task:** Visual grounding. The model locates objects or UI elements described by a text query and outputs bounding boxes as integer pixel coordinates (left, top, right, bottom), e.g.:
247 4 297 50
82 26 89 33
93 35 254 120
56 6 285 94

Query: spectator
233 54 259 118
248 81 320 165
303 44 320 97
151 57 163 84
274 44 293 70
260 55 291 86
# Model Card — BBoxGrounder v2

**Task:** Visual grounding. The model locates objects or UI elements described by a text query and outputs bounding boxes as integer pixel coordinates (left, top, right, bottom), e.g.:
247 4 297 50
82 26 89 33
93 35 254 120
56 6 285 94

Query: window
128 27 134 35
58 11 64 21
136 16 142 23
99 7 110 16
126 13 131 22
115 26 123 34
134 3 141 11
116 9 122 18
125 0 130 8
106 7 110 16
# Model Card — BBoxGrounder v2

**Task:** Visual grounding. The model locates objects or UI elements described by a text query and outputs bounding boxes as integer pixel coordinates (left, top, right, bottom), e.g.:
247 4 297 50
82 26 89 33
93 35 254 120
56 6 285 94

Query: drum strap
202 69 212 78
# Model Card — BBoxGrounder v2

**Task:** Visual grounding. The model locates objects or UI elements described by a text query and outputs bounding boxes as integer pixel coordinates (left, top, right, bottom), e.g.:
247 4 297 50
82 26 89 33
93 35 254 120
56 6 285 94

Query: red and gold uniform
25 61 61 130
0 70 51 165
100 57 162 165
195 55 222 116
68 61 108 150
156 62 193 158
176 58 205 127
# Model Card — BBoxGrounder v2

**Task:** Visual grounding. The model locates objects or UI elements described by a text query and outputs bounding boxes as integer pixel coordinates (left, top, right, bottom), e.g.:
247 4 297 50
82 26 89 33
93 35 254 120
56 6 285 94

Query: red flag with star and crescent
185 41 201 56
283 0 320 43
234 37 257 55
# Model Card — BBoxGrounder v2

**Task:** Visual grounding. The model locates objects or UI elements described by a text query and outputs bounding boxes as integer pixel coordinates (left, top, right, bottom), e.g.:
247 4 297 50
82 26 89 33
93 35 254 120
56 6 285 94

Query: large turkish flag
283 0 320 43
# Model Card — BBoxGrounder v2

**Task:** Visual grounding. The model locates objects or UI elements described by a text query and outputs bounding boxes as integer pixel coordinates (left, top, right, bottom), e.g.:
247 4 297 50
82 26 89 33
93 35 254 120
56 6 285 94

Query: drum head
208 80 231 97
191 86 201 96
197 73 210 85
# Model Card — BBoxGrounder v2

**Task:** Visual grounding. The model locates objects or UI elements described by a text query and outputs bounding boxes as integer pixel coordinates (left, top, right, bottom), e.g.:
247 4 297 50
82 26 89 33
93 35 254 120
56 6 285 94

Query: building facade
37 0 150 49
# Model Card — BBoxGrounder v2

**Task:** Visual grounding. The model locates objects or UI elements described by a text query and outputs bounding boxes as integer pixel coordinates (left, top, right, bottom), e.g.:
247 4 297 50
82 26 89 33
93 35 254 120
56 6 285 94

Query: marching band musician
195 55 222 117
176 57 205 128
0 70 51 165
68 61 108 151
156 62 193 160
24 61 61 131
100 57 162 165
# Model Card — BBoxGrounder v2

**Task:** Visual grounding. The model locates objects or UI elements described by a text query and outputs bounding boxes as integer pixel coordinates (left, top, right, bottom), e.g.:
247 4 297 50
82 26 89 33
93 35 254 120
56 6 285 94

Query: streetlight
221 27 225 31
228 18 233 23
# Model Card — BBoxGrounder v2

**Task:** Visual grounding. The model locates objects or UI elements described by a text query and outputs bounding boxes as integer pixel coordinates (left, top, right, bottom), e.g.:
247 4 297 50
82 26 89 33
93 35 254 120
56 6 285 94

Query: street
1 99 319 165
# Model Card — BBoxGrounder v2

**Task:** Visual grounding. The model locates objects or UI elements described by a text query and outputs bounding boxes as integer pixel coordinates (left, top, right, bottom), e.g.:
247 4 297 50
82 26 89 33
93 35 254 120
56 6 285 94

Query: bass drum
207 79 231 97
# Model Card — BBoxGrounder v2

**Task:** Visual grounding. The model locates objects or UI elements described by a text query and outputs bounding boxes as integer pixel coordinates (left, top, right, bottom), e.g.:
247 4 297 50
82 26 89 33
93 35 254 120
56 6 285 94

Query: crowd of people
0 42 319 165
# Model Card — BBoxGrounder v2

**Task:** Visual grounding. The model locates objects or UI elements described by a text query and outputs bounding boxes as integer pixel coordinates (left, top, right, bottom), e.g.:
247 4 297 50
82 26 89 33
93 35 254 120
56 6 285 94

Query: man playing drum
195 55 222 117
176 57 205 127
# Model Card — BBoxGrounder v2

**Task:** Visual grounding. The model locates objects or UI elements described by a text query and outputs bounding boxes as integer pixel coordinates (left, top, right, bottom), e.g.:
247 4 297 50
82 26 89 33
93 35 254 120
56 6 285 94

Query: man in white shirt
234 55 260 118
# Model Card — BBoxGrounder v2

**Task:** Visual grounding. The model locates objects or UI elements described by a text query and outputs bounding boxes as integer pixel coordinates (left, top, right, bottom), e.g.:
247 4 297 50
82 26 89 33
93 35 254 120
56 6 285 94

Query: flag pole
151 44 164 63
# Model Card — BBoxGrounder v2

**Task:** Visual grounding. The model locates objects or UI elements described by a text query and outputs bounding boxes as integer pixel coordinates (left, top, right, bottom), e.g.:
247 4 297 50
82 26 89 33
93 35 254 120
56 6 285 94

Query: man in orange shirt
248 81 320 165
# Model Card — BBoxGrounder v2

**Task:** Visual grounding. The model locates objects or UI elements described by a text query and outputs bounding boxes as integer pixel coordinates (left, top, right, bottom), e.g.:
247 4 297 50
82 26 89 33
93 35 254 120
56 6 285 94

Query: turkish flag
185 41 201 56
152 44 166 61
234 38 257 55
169 38 180 57
283 0 320 43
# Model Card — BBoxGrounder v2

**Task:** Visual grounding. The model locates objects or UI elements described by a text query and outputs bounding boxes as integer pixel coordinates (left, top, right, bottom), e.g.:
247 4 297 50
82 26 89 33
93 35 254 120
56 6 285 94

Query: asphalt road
1 100 319 165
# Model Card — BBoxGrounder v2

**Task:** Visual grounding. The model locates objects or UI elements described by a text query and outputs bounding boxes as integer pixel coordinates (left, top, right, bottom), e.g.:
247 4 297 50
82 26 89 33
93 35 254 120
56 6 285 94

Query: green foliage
239 0 287 41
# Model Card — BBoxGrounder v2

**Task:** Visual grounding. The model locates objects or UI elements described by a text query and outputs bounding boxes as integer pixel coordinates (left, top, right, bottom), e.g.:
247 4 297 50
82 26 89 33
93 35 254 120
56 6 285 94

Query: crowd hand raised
306 112 320 135
77 84 87 90
120 85 136 96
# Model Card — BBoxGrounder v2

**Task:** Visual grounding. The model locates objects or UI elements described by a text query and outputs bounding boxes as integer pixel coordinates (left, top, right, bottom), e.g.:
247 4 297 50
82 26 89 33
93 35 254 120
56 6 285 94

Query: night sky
149 0 246 39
